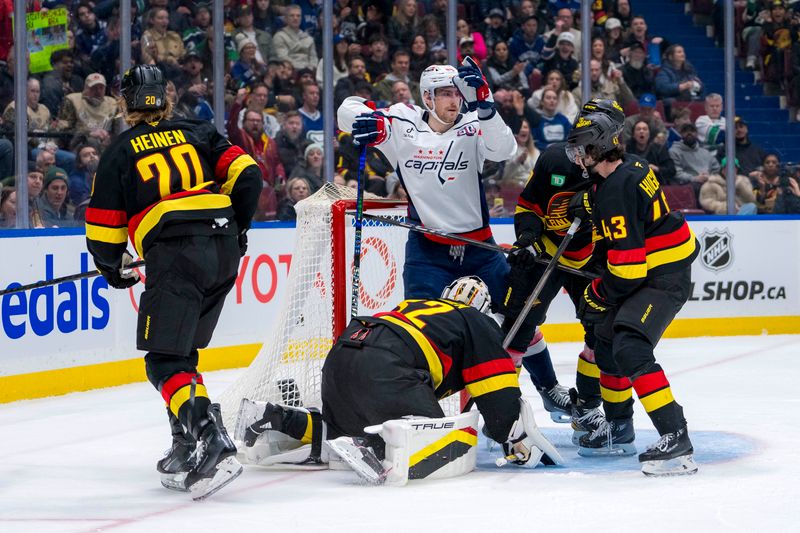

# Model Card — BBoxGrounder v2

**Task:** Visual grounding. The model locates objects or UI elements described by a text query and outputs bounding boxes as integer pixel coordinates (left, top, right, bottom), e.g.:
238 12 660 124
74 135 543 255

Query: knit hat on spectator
488 8 505 20
605 17 622 31
459 36 474 46
639 93 657 108
44 167 68 189
85 73 106 88
236 36 257 54
557 32 575 45
305 143 323 158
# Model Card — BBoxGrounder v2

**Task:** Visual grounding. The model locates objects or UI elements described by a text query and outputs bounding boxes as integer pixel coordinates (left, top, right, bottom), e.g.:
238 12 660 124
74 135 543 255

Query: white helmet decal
441 275 492 314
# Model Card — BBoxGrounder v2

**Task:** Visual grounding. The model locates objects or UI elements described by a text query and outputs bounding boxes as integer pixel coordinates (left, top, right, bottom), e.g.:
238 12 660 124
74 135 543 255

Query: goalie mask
441 276 492 314
121 64 167 112
419 64 460 125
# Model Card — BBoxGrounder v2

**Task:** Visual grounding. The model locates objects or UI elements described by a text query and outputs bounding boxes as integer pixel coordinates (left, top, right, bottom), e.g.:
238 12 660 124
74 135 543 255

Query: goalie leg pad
499 397 564 468
364 411 480 486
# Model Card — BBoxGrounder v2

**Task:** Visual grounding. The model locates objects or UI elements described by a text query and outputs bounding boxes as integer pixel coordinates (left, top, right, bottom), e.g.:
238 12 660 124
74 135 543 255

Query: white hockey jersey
338 97 516 239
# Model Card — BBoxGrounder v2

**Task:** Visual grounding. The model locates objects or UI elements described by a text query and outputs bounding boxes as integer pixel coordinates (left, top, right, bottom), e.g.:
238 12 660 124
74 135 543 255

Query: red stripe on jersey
517 196 538 211
460 427 478 437
645 223 691 253
600 373 632 391
160 372 204 403
127 189 213 244
633 370 670 397
85 207 127 226
462 359 516 383
608 247 646 265
214 145 247 182
422 226 493 245
562 240 594 261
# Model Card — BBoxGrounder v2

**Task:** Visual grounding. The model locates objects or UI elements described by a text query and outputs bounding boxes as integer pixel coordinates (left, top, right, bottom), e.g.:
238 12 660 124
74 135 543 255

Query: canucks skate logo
700 229 733 272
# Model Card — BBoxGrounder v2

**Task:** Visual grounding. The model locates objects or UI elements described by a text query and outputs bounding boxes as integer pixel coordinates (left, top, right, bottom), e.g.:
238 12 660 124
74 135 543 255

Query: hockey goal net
219 184 461 430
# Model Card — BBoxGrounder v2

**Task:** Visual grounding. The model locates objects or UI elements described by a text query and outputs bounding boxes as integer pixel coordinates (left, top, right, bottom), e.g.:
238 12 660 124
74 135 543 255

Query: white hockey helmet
441 276 492 314
419 64 459 123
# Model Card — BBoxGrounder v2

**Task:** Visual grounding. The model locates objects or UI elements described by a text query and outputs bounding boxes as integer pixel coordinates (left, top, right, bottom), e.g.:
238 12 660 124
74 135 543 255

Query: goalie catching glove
498 397 563 467
96 251 140 289
453 56 494 115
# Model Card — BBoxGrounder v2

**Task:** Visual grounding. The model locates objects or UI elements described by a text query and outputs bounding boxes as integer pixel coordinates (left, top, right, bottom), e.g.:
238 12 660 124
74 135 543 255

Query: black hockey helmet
565 112 622 164
121 64 166 111
580 98 625 126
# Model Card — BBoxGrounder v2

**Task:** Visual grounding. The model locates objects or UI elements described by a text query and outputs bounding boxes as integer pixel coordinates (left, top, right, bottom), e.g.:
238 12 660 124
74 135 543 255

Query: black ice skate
157 410 196 492
639 426 698 477
577 418 636 457
537 383 572 423
185 404 243 501
569 389 605 445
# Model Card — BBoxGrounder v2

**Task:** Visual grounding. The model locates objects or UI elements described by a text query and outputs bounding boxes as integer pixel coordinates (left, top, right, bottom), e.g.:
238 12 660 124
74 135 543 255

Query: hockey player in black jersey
504 99 625 441
86 65 261 498
564 111 699 476
235 276 562 485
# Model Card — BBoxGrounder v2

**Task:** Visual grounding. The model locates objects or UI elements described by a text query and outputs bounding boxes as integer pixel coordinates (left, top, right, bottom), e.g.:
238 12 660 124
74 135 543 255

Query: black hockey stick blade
0 260 145 297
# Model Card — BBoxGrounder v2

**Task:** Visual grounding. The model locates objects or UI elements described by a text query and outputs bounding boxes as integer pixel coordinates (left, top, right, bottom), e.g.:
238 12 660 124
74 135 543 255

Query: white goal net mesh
218 183 424 429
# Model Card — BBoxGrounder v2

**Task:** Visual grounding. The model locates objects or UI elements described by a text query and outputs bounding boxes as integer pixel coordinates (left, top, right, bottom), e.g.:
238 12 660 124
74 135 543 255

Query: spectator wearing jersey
273 4 318 70
508 16 548 76
298 83 323 144
626 120 675 185
753 153 786 214
530 87 572 150
232 37 267 89
74 1 107 59
695 93 726 149
665 106 692 149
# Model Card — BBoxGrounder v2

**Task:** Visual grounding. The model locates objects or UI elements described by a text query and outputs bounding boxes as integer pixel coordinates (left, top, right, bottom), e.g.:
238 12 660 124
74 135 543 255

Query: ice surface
1 335 798 532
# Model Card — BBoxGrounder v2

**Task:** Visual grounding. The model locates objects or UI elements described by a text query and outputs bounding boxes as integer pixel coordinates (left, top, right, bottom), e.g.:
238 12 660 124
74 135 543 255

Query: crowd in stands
1 0 800 231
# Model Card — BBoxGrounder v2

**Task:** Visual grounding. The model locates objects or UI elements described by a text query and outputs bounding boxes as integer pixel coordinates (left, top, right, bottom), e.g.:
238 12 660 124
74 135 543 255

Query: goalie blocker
234 276 562 484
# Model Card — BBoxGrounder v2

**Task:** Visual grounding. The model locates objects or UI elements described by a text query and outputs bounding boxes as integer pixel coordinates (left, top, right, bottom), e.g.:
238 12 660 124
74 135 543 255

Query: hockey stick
350 144 368 319
361 213 597 280
502 218 582 349
0 260 145 297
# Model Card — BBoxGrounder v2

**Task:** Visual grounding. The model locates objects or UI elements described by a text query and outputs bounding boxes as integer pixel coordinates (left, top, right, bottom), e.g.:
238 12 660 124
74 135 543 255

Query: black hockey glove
238 230 248 257
577 282 611 324
507 231 544 268
501 257 536 318
97 252 140 290
568 188 593 224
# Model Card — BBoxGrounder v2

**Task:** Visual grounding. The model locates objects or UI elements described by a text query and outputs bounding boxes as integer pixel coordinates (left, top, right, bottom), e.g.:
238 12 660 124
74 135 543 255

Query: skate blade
571 430 588 446
577 441 637 457
325 438 387 485
641 454 699 477
160 472 190 492
190 456 244 501
549 411 572 424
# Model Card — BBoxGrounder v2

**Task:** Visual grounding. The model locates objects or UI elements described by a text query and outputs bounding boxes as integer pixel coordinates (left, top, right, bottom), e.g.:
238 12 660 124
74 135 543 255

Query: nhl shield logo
699 229 733 271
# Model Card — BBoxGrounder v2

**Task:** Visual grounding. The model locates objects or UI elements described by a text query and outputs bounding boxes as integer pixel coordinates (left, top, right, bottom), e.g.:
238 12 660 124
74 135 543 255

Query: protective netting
218 184 413 429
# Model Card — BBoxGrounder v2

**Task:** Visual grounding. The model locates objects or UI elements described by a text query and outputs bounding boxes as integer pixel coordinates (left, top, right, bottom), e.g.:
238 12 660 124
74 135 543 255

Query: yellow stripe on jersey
379 315 444 389
222 154 258 195
409 429 478 468
465 373 519 398
168 383 209 417
134 194 232 256
542 235 592 269
608 261 648 280
600 384 632 404
85 223 128 244
639 388 675 413
577 357 600 378
646 231 698 270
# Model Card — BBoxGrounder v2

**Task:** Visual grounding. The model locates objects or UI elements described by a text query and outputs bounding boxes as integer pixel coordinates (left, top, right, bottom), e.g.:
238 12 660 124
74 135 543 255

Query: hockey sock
575 345 601 407
632 364 686 435
160 372 211 438
599 372 634 421
520 330 557 391
280 407 323 445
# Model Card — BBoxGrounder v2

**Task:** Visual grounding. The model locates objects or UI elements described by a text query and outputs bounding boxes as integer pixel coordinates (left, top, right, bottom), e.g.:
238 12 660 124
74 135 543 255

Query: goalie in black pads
563 110 699 476
235 276 562 485
85 65 261 499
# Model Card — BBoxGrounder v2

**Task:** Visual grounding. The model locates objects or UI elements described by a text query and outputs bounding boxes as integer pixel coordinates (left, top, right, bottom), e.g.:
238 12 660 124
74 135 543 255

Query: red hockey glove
352 111 387 146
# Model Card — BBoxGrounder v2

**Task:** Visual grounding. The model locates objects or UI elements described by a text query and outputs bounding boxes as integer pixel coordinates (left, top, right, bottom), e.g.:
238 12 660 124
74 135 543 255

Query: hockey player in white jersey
337 57 517 304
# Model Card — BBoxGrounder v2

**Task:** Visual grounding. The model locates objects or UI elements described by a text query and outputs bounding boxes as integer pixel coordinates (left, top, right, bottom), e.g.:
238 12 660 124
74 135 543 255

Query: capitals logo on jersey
405 141 469 185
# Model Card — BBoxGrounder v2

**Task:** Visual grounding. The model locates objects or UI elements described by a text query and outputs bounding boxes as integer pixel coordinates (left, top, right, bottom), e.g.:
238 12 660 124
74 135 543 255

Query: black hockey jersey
591 154 699 304
86 118 261 270
369 299 520 427
514 142 597 269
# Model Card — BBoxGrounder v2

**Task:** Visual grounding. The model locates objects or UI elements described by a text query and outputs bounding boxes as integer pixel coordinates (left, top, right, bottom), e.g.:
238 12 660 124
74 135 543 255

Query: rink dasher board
0 216 798 402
